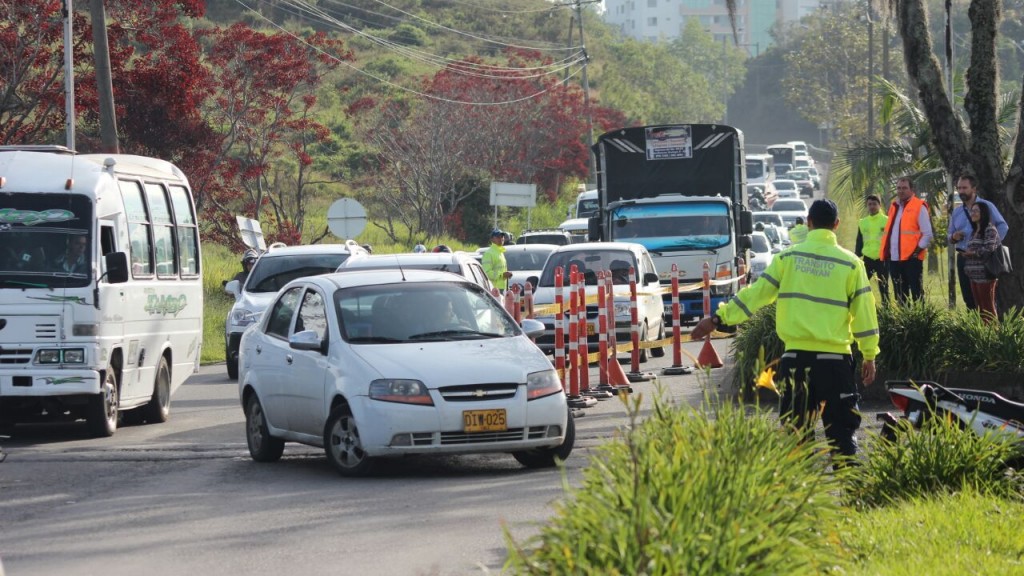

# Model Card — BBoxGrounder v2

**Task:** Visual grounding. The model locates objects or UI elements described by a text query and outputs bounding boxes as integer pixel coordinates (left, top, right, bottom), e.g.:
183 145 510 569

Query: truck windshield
610 202 730 251
577 198 599 218
0 193 94 289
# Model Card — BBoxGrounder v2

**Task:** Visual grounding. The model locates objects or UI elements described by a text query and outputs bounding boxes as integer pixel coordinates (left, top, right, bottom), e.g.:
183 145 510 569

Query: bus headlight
36 349 86 364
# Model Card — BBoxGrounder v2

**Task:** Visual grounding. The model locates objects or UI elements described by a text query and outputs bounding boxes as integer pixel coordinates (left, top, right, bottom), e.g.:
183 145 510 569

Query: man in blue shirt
948 174 1008 309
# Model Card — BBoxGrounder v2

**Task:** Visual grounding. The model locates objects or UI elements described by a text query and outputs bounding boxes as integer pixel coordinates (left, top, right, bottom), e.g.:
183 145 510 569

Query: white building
602 0 824 54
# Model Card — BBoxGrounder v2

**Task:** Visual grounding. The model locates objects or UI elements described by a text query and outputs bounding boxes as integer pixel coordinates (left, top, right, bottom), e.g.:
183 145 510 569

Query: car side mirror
643 272 659 285
771 247 781 254
224 279 240 297
526 275 539 289
520 318 545 338
290 330 326 354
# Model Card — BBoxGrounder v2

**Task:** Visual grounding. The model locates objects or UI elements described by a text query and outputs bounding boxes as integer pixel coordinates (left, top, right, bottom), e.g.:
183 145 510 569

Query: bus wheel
87 366 119 437
142 357 171 424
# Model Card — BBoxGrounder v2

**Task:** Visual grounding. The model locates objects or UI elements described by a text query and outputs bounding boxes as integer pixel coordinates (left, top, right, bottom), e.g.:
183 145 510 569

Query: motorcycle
877 380 1024 447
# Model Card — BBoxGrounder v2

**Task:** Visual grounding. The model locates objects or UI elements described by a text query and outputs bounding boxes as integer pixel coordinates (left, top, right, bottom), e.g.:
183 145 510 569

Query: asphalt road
0 337 732 576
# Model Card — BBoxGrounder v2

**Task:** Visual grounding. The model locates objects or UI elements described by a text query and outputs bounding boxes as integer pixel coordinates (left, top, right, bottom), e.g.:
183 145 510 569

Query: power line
231 0 590 106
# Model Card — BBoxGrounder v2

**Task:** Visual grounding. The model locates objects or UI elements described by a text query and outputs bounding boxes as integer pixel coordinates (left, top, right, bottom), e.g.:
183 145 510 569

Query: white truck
589 124 753 324
557 188 597 243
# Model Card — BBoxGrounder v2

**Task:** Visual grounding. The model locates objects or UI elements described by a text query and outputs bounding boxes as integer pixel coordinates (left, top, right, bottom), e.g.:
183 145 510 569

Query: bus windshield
610 201 730 251
0 193 93 288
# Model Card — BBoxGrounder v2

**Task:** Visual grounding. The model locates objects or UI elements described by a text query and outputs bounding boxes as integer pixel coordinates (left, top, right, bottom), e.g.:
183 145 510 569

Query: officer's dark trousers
887 259 923 303
778 351 861 457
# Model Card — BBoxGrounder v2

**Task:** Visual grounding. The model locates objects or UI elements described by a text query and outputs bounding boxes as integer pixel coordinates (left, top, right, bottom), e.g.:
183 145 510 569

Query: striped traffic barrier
663 263 692 375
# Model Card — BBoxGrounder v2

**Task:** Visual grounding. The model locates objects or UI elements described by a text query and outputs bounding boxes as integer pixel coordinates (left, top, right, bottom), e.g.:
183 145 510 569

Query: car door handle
255 345 261 354
286 355 293 365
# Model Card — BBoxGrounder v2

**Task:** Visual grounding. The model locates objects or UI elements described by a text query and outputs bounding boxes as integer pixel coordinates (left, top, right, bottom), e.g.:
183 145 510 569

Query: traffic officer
481 228 512 291
855 194 890 305
692 199 879 459
789 217 808 244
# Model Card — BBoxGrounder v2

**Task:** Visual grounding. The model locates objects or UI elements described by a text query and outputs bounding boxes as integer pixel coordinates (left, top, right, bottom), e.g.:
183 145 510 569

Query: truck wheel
87 366 119 437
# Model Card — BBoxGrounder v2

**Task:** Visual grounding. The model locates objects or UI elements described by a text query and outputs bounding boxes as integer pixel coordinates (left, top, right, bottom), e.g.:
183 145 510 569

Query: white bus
0 146 202 437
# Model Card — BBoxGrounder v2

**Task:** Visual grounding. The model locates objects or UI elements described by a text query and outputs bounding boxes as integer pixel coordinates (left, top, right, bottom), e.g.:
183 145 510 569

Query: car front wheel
513 409 575 469
324 405 376 477
245 394 284 462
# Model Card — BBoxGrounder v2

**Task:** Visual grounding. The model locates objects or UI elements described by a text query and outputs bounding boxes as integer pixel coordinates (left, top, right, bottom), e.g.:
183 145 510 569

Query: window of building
647 16 657 25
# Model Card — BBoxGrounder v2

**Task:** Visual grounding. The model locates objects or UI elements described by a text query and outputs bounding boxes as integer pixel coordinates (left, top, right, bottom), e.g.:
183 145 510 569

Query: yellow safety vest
481 243 508 290
858 212 887 261
716 228 880 360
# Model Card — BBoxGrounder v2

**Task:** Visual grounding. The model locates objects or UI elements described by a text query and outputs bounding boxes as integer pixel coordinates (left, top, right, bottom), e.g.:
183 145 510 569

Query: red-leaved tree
353 49 624 241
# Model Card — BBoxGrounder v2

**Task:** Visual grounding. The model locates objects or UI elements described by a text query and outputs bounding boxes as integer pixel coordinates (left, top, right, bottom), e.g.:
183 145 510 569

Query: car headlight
527 369 563 400
369 379 434 405
230 308 259 328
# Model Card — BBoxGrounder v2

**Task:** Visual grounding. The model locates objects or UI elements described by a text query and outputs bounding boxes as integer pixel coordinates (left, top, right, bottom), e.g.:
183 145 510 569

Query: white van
0 145 203 436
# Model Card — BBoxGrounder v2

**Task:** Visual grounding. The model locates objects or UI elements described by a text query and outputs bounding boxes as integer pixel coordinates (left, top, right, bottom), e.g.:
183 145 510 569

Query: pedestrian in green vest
855 194 890 305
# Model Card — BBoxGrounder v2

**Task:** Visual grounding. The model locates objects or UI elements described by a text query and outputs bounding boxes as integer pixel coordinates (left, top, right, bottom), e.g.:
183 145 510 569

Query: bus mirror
105 252 129 284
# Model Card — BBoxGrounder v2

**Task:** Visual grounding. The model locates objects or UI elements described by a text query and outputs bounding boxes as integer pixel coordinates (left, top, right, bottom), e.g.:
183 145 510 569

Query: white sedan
771 198 809 228
238 269 573 476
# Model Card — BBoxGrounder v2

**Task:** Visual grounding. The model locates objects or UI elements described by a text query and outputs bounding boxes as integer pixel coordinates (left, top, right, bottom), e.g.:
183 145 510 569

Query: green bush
505 393 848 575
731 301 1024 393
844 415 1024 510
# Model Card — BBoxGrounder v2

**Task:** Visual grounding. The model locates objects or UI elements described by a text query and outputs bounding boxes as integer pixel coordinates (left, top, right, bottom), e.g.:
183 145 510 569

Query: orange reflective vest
880 195 928 261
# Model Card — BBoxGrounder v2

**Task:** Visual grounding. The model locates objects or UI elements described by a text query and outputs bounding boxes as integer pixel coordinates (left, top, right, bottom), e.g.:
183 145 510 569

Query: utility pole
90 0 119 153
882 22 890 140
569 0 599 186
62 0 75 150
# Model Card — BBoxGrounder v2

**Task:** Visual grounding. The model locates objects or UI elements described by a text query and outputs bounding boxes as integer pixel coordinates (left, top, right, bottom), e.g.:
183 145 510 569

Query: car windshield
538 249 638 287
337 281 519 343
505 249 552 271
610 201 730 251
773 200 807 211
754 213 783 226
247 253 352 293
0 193 94 289
517 234 566 245
788 171 808 179
774 180 796 190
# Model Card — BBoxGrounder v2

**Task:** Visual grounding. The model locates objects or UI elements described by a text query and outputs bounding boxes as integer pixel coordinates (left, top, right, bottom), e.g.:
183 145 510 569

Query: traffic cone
697 336 723 369
607 350 633 394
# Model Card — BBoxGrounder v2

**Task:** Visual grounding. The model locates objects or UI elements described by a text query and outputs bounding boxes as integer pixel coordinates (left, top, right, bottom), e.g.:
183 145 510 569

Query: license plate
586 323 596 336
463 409 507 433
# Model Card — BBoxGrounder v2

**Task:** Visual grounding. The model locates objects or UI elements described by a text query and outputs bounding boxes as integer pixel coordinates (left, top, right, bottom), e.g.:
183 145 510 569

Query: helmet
413 244 427 253
242 249 259 264
432 244 451 253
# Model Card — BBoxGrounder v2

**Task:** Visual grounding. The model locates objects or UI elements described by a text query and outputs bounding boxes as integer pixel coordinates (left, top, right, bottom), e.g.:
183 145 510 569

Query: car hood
236 290 278 314
349 336 551 387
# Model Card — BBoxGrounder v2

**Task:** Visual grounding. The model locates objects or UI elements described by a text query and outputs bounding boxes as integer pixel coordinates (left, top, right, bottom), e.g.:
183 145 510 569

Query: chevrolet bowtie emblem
474 389 485 398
